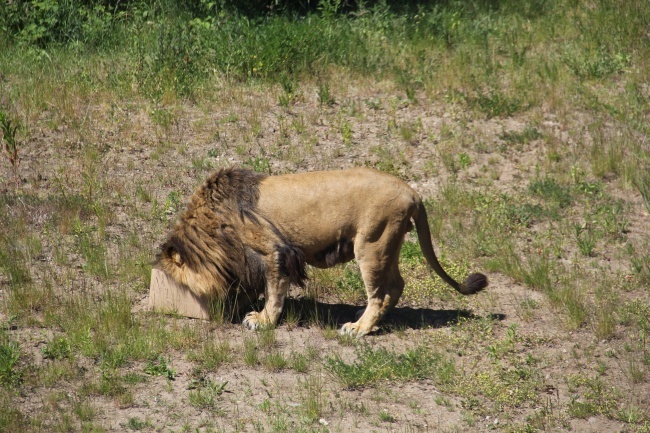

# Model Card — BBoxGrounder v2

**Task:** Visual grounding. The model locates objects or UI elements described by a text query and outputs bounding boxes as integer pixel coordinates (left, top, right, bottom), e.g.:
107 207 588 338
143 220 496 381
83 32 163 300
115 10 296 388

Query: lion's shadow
265 297 505 333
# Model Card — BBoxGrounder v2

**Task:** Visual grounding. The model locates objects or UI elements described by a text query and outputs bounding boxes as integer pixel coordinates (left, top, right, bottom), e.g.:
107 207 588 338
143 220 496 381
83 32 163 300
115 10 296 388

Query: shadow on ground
271 297 506 334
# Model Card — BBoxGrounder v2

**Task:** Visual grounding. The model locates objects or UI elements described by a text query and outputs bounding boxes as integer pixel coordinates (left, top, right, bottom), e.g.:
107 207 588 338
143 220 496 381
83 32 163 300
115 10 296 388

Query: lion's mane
155 168 306 305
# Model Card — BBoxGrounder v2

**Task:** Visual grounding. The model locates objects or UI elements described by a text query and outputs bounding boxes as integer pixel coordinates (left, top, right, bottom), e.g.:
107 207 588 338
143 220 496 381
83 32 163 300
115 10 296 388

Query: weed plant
188 380 227 410
0 110 21 186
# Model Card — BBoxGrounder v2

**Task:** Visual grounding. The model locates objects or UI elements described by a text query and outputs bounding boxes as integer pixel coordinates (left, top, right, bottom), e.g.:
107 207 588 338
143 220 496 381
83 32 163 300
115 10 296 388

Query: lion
156 167 487 337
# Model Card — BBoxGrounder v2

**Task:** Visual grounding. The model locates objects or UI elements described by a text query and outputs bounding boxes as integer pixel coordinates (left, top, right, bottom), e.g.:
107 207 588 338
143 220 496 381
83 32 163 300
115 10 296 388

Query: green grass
42 336 72 361
0 390 28 431
298 374 325 423
144 356 176 380
499 126 542 146
261 350 288 372
0 331 21 387
187 380 227 410
188 339 232 371
325 344 456 389
243 337 259 367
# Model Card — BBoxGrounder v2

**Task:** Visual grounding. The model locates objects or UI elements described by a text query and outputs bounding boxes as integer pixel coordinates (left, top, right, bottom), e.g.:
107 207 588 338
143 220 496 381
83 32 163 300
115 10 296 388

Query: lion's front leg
242 276 289 330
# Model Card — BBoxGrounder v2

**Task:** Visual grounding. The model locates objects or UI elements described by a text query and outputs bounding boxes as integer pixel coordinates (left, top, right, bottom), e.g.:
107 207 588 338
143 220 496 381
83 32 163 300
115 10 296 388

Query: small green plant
396 67 417 103
123 373 148 385
464 88 523 118
574 223 596 257
0 110 21 186
499 126 541 146
72 220 110 280
243 338 258 366
188 380 227 409
486 244 555 294
244 155 271 174
299 374 324 423
529 177 573 210
517 297 539 322
487 324 519 361
206 296 230 325
282 301 301 330
144 356 176 380
563 45 630 79
616 404 645 424
379 410 396 423
439 144 460 174
340 120 353 146
399 123 415 145
191 157 212 173
261 351 287 372
278 74 297 107
278 92 292 108
0 334 21 386
72 400 96 422
635 171 650 214
566 374 620 419
94 370 128 401
189 340 231 371
258 327 276 350
0 235 31 288
164 191 183 216
365 98 382 110
42 336 72 360
125 417 152 431
259 399 271 412
630 253 650 286
399 241 423 266
458 152 471 170
318 82 334 107
135 183 152 203
290 352 309 373
150 107 176 131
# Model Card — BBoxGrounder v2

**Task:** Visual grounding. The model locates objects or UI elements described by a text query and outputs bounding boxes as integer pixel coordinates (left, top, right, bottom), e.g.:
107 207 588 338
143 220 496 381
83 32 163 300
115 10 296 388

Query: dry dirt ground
1 77 649 432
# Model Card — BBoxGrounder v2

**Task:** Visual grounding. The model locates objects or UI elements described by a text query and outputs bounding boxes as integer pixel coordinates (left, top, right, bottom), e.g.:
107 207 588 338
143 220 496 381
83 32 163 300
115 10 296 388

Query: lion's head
156 169 271 308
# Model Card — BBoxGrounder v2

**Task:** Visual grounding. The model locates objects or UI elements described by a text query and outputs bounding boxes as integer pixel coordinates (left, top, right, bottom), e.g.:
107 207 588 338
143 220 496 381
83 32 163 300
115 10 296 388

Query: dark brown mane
201 167 267 223
156 167 305 306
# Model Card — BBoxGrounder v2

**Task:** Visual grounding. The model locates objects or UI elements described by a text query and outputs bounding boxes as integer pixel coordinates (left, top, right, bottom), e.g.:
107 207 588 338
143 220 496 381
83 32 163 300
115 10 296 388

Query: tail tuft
458 273 488 295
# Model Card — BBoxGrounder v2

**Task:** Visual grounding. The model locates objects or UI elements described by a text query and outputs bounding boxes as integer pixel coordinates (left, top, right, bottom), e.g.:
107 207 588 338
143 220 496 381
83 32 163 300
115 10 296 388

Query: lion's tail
413 200 488 295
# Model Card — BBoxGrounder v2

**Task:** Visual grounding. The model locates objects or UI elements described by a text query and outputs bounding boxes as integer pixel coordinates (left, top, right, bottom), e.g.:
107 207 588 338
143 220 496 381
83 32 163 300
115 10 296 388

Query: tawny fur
156 167 487 337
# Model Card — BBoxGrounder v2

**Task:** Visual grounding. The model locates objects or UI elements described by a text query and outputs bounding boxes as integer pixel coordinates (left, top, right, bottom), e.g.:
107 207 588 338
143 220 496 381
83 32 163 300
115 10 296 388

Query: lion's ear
168 247 183 267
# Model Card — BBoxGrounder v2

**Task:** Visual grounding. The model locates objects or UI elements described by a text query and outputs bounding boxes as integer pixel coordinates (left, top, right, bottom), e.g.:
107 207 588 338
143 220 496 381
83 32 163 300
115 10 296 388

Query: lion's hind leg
340 257 405 338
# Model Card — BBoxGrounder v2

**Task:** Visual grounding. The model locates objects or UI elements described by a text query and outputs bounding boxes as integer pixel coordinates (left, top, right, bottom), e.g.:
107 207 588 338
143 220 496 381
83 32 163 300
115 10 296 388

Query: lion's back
255 167 420 249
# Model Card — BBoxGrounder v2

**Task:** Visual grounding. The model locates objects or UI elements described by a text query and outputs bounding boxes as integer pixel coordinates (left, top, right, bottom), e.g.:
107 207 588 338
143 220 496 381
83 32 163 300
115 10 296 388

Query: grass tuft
326 344 455 389
0 331 21 387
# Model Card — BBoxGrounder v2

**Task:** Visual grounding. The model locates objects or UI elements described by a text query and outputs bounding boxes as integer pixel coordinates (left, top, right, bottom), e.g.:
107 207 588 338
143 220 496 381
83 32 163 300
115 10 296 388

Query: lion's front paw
340 321 369 338
243 311 263 330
